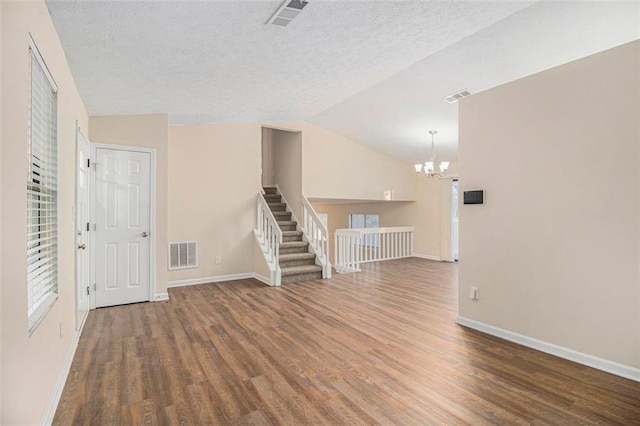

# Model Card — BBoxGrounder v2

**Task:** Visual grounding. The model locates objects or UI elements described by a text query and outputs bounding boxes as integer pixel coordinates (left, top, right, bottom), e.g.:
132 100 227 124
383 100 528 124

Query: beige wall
168 123 262 283
1 1 89 423
272 129 303 221
261 127 274 186
89 114 169 297
313 162 458 263
264 121 417 202
459 41 640 369
0 0 4 418
0 0 4 419
252 237 271 282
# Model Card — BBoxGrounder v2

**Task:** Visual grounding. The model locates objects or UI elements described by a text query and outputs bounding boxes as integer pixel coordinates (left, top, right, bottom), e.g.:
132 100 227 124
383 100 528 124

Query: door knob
142 232 149 238
78 244 87 250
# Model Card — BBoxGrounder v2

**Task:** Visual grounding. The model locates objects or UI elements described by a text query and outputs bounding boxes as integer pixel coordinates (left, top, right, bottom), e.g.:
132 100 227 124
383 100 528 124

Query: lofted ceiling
46 0 639 164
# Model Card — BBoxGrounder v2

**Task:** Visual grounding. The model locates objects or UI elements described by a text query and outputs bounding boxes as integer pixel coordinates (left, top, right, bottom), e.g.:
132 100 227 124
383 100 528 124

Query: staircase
263 187 323 284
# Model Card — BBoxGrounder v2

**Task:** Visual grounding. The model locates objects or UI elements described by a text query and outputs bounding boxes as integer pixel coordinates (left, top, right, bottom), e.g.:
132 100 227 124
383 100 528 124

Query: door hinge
86 222 90 232
87 158 90 168
94 283 96 291
86 286 90 295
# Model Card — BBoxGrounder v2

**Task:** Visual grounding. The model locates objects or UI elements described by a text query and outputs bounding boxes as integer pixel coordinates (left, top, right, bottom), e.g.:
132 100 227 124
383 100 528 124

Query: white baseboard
412 253 441 261
154 292 169 302
42 325 84 424
167 273 257 288
456 316 640 383
253 273 273 286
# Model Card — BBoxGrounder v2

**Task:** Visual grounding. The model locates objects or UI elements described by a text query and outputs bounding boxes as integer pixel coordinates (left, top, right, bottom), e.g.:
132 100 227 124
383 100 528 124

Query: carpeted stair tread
263 187 278 194
280 241 308 248
282 230 304 242
277 221 297 229
267 202 287 208
281 264 323 277
280 252 315 261
268 203 287 212
282 231 303 237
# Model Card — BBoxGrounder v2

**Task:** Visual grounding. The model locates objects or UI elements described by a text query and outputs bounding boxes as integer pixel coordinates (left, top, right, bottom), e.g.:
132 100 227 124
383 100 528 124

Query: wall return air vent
267 0 311 27
444 89 472 104
169 241 198 270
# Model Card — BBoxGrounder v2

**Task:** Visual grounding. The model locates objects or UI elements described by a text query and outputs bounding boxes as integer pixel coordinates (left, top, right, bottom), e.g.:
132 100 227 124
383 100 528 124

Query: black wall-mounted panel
463 190 484 205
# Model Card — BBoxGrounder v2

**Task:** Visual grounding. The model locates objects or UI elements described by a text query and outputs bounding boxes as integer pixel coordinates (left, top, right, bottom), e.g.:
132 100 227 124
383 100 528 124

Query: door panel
95 148 151 307
75 130 90 330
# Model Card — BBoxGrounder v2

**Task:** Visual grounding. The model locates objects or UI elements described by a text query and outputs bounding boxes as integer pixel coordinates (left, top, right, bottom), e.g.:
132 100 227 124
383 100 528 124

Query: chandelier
414 130 449 178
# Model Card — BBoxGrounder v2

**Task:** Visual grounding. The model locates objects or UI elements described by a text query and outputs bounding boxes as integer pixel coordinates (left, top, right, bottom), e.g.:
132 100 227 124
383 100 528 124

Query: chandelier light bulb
414 130 447 178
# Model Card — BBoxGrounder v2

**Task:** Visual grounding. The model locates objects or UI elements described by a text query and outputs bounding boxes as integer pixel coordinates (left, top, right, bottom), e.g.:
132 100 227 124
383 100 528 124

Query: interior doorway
261 127 275 187
452 179 459 261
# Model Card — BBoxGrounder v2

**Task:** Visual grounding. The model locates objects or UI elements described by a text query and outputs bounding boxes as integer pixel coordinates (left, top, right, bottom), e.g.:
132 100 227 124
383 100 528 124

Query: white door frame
439 177 455 262
74 122 90 331
89 143 157 309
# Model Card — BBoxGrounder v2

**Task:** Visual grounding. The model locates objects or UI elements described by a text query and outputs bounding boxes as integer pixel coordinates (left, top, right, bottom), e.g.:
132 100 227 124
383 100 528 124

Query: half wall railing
334 226 414 273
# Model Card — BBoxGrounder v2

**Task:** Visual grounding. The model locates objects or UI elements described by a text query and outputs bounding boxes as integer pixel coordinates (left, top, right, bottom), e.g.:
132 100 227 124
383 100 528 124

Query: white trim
167 273 255 288
412 253 442 261
167 273 274 288
252 273 273 286
90 143 157 307
41 324 84 425
154 292 169 302
28 34 58 92
456 316 640 383
74 122 90 332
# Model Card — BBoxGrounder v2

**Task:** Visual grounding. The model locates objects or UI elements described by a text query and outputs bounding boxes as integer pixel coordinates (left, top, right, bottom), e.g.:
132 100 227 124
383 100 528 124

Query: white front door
75 128 90 329
95 148 151 308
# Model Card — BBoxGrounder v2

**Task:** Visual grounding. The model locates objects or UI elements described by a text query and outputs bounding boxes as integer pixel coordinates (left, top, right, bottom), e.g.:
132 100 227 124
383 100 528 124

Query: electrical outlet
470 286 479 301
215 256 221 265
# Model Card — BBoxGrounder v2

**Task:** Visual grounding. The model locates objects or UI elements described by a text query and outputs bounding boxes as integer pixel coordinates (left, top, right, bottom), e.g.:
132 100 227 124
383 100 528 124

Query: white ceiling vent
169 241 198 270
267 0 311 27
444 89 472 104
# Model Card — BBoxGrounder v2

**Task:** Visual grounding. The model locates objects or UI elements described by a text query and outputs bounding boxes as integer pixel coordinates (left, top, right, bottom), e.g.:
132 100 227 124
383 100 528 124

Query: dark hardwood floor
54 258 640 425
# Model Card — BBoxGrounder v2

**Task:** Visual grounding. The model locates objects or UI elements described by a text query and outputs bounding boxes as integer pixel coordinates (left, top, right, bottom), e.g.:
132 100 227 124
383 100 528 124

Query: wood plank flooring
54 258 640 425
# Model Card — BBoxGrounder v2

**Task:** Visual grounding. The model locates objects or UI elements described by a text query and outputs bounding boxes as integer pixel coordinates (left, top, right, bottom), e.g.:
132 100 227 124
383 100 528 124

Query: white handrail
255 192 282 286
301 196 331 279
334 226 414 273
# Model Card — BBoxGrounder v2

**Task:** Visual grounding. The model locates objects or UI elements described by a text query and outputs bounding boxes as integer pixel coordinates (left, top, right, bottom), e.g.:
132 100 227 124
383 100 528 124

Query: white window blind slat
27 38 58 333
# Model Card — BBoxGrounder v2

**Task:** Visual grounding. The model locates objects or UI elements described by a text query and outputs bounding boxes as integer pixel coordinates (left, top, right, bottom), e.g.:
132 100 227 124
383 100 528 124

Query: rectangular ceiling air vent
169 241 198 270
444 89 472 104
267 0 310 27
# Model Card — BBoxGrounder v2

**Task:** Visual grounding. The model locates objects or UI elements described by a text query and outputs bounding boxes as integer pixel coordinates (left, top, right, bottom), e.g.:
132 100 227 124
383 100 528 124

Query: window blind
27 38 58 332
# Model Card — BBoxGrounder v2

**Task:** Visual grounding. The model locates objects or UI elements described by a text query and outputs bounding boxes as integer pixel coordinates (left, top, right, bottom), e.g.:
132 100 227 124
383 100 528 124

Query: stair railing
335 226 414 273
255 191 282 286
301 196 331 279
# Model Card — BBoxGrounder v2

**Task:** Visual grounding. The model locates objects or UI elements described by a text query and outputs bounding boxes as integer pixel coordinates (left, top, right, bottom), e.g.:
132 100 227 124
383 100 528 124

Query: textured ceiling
46 0 531 123
46 1 639 164
309 1 640 163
